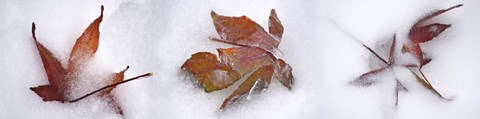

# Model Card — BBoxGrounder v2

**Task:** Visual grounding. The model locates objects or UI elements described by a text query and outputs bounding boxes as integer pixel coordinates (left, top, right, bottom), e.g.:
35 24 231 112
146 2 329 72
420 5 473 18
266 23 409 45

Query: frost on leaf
405 4 462 66
29 5 152 115
349 4 462 107
182 9 293 109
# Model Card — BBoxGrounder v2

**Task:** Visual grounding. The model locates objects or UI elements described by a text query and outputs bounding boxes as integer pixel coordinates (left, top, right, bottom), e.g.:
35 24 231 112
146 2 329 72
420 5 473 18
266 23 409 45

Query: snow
1 0 480 119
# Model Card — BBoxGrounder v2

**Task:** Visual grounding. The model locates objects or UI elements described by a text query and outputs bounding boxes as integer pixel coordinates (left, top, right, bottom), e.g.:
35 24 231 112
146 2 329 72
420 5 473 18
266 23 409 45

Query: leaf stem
69 73 153 102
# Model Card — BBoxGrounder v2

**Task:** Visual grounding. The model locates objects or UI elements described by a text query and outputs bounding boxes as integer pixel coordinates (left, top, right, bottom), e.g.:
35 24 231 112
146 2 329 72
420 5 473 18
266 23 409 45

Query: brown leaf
29 6 153 115
411 4 463 28
211 11 280 51
274 59 293 89
411 70 446 99
403 42 423 65
30 85 65 102
101 66 129 96
67 6 104 73
182 52 241 92
350 67 387 86
31 22 67 101
409 23 450 43
388 35 396 64
269 9 284 40
220 65 274 109
217 47 274 75
183 9 293 109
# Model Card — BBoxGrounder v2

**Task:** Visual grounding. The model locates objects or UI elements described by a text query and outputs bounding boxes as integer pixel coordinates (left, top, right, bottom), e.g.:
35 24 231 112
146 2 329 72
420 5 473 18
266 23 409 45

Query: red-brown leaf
220 65 274 109
217 47 274 76
183 9 292 109
67 6 104 73
409 23 450 43
211 11 280 51
388 35 397 64
274 59 293 89
411 4 463 28
182 52 242 92
101 66 129 96
31 23 67 101
269 9 284 40
403 43 423 65
350 67 387 86
30 85 65 102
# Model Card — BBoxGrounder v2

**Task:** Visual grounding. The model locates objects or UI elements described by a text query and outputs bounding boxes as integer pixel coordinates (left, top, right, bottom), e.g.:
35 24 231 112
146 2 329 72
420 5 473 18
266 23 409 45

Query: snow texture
1 0 480 119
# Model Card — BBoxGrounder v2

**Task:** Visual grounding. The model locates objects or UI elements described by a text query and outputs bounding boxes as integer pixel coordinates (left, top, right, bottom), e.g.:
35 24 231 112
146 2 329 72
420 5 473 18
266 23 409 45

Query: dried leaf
182 52 241 92
348 4 462 108
220 65 274 109
67 6 104 73
274 59 293 89
269 9 284 40
31 22 67 101
409 23 451 43
217 47 274 75
388 36 396 64
403 43 423 65
411 70 445 99
101 66 129 96
350 67 387 86
29 6 152 115
405 4 462 65
30 85 65 102
411 4 463 28
211 11 279 51
183 9 293 109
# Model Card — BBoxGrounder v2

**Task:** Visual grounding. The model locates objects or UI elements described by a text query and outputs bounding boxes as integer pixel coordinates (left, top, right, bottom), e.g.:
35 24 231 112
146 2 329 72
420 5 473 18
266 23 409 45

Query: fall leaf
29 5 152 115
349 4 462 107
404 4 462 66
182 9 293 109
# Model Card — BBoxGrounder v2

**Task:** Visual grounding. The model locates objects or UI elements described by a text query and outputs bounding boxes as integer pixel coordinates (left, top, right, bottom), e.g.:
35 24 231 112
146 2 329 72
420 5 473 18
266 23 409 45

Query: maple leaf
29 5 152 115
182 9 293 109
349 4 462 107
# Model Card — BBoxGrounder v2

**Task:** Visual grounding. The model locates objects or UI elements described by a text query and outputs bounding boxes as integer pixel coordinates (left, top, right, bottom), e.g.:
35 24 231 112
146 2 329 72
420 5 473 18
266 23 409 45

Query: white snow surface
1 0 480 119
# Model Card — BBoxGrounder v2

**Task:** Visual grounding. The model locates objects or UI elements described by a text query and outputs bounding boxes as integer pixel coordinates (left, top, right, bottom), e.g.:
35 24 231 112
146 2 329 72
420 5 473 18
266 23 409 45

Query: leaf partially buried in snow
405 4 462 66
350 4 462 107
210 10 280 52
182 52 241 92
30 5 152 115
182 9 293 109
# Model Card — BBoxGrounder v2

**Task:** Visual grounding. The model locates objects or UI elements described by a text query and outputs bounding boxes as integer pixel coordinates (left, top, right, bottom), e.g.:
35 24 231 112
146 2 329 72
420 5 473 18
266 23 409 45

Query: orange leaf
67 6 104 73
29 6 153 115
101 66 129 96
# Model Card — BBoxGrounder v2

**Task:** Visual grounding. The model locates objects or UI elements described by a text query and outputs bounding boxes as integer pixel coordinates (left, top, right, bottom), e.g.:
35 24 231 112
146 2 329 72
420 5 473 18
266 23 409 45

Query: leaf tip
270 9 277 16
31 22 37 40
211 11 218 19
453 4 464 9
101 5 104 13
